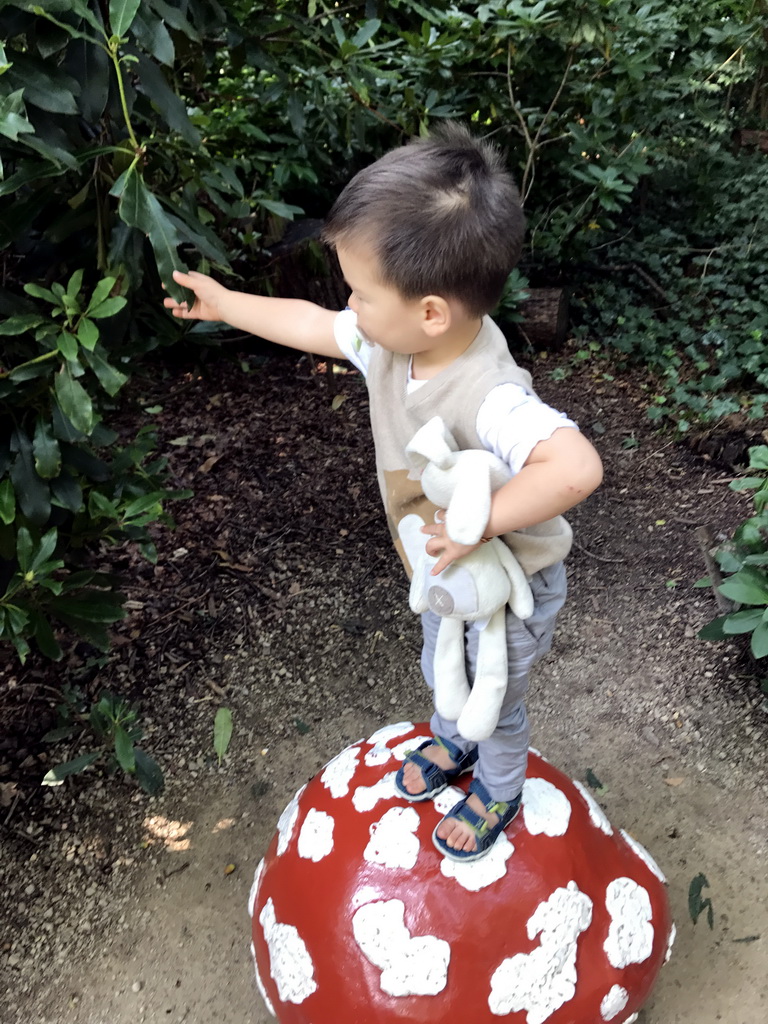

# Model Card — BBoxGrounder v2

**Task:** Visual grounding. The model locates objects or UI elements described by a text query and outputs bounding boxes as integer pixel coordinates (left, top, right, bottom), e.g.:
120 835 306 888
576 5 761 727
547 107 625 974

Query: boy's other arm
483 426 603 538
423 427 603 575
164 269 343 359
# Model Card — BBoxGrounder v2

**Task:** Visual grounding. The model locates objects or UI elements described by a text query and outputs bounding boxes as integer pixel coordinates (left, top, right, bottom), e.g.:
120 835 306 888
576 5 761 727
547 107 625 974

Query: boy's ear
420 295 452 337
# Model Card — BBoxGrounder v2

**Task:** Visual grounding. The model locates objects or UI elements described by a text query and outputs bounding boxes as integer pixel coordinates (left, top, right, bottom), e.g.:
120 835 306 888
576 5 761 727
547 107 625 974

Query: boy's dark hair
323 123 525 318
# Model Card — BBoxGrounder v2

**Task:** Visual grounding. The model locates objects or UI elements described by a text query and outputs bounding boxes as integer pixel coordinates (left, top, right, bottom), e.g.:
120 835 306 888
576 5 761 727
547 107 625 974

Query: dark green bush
2 0 767 663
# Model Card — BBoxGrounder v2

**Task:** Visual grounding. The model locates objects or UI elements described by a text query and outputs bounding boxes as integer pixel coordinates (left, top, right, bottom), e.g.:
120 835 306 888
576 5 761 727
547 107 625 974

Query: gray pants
421 561 567 802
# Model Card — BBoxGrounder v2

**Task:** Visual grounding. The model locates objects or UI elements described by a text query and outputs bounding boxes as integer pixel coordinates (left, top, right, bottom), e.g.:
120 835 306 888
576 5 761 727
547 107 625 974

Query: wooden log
265 223 570 351
516 287 569 350
731 128 768 154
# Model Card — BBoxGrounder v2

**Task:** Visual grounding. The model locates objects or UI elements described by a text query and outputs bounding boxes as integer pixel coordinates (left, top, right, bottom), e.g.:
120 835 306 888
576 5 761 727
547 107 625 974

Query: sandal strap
403 747 452 790
433 734 469 765
446 795 512 838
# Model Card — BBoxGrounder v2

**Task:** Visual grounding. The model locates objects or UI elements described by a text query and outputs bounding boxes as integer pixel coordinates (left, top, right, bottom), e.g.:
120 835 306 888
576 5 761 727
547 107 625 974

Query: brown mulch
0 338 762 820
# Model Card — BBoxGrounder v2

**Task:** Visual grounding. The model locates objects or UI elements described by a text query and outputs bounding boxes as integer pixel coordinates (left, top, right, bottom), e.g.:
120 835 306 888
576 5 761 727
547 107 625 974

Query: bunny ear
405 416 458 470
445 457 493 545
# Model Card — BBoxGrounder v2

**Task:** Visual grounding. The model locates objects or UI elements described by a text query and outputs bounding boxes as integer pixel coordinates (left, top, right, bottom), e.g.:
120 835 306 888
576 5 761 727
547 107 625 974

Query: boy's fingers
172 269 198 287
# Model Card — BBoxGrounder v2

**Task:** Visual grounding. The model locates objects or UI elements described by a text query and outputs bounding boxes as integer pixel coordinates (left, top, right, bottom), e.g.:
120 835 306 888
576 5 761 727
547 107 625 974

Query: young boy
164 124 603 863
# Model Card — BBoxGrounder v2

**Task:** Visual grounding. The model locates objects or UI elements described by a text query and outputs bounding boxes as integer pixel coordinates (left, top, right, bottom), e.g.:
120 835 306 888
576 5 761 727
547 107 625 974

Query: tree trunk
516 287 570 350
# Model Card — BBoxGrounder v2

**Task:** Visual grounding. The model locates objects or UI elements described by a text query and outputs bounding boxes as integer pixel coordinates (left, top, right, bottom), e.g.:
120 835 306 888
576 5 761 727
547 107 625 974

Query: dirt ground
1 343 767 1024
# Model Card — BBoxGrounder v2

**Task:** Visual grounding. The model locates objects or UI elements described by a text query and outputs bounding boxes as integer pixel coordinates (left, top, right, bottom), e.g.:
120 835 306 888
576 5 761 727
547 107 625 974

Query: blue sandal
432 777 521 862
394 735 478 802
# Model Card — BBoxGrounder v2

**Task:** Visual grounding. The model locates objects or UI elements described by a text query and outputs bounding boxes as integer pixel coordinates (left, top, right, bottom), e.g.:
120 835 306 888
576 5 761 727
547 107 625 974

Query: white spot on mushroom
276 784 306 855
625 1015 639 1024
259 898 318 1004
527 746 550 763
352 884 382 909
441 831 515 891
665 921 677 963
321 744 361 798
353 772 397 812
250 939 276 1017
365 722 415 765
248 857 266 918
352 898 450 996
391 735 433 761
297 808 335 862
364 806 420 869
605 877 655 968
572 780 613 835
489 880 593 1022
431 785 465 816
600 984 629 1020
620 828 667 883
521 777 572 837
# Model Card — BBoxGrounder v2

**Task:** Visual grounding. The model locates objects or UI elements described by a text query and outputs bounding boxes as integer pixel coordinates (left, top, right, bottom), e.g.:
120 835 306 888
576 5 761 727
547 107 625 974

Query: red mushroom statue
249 722 674 1024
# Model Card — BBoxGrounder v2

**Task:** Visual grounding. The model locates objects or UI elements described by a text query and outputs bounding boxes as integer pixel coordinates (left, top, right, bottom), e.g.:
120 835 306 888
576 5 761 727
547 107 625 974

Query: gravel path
2 351 766 1024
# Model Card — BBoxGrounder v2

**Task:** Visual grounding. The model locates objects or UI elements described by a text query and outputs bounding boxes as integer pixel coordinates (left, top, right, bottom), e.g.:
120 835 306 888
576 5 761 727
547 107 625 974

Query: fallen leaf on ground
198 454 222 474
0 782 19 807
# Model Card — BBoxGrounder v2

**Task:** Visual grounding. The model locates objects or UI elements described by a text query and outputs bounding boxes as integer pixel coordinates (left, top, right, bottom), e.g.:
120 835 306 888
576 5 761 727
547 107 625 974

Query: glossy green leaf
6 64 79 115
131 49 200 145
0 314 44 335
76 317 99 351
86 277 117 312
721 608 765 634
50 473 83 513
111 165 189 300
751 621 768 659
57 330 78 360
352 19 381 47
113 723 136 772
24 282 57 304
81 345 128 396
718 568 768 606
64 37 110 120
110 0 142 38
88 296 126 319
32 610 64 659
50 612 109 650
54 365 93 435
214 707 233 765
15 526 33 573
66 268 84 299
10 431 51 526
0 89 34 141
134 747 164 795
53 593 125 623
147 0 200 41
42 752 99 786
698 616 729 641
31 528 58 572
0 479 15 525
122 491 164 518
33 417 61 479
130 9 174 64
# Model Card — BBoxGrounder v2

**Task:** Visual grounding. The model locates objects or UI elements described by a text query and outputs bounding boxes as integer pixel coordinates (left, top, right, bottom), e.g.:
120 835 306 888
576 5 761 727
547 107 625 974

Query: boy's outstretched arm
423 427 603 575
164 269 343 359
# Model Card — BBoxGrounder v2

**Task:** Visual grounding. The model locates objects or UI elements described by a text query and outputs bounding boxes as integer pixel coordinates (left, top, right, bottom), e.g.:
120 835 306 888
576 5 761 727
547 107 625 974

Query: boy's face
336 242 440 356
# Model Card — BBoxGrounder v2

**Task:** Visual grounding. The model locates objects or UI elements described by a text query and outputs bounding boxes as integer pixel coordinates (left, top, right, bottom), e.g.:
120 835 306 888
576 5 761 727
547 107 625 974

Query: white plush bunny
405 416 534 742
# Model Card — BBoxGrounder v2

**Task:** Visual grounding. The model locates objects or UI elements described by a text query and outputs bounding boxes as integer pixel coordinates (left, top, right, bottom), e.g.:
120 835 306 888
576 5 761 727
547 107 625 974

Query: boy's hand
163 269 228 321
421 516 481 576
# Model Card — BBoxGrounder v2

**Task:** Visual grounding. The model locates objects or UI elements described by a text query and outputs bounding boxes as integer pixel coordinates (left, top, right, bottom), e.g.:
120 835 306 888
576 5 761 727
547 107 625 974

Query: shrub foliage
1 0 767 662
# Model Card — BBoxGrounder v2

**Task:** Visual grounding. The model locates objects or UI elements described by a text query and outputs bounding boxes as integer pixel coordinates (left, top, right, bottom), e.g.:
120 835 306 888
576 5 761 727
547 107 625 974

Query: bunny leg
456 608 509 742
432 618 471 721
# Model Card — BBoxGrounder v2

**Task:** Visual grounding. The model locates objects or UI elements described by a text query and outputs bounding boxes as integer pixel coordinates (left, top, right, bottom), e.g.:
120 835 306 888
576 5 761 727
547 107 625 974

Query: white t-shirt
334 308 577 475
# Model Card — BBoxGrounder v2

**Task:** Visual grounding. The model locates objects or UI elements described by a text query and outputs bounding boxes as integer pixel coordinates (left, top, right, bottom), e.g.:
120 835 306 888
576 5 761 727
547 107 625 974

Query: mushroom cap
250 723 672 1024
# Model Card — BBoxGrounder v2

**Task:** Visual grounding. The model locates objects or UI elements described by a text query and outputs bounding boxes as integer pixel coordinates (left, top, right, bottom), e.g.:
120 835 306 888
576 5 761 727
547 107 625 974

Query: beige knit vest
366 315 573 578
